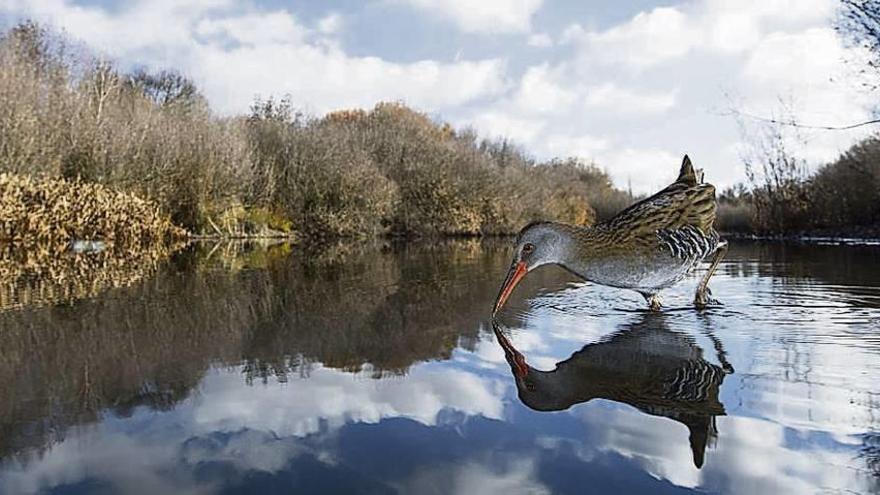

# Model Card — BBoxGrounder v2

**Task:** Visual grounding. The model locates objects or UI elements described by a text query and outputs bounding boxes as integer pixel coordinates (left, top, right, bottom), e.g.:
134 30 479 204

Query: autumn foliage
0 22 630 241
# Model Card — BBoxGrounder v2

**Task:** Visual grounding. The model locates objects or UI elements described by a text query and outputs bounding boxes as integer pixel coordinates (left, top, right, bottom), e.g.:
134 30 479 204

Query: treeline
5 21 876 241
0 22 632 241
717 134 880 237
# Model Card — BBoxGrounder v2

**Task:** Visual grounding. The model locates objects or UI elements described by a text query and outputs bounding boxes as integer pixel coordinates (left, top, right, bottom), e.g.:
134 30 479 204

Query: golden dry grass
0 173 186 244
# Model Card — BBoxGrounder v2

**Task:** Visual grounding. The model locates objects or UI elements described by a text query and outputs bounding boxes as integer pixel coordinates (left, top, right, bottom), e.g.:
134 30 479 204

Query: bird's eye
522 243 535 255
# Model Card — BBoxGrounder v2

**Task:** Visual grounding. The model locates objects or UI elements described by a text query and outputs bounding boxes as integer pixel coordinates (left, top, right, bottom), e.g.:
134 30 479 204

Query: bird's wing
599 156 717 243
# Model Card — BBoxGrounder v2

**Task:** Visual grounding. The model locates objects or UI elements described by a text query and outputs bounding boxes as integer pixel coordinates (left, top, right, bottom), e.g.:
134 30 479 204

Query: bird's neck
548 223 615 280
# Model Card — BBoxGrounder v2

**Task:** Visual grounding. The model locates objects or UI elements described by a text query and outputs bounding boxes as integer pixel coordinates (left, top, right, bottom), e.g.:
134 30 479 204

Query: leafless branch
722 108 880 131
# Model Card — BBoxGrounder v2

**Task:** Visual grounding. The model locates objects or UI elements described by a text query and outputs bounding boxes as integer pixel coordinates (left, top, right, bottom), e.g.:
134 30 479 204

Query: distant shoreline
722 231 880 247
5 229 880 252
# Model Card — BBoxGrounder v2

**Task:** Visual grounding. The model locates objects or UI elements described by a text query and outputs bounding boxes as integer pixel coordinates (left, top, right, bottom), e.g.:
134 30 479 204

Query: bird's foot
694 286 719 309
647 294 663 311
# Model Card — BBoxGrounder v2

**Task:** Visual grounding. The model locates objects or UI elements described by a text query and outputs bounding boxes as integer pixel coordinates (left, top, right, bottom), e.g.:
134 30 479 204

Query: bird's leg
642 292 663 311
695 241 728 309
697 325 735 374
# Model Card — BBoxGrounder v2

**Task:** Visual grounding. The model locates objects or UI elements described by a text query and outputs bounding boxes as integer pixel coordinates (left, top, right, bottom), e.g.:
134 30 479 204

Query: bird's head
491 322 573 411
493 222 572 316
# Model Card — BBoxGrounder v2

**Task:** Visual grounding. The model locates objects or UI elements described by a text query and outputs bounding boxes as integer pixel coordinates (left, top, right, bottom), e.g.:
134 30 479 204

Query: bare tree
86 59 121 124
735 103 813 234
129 69 203 109
838 0 880 88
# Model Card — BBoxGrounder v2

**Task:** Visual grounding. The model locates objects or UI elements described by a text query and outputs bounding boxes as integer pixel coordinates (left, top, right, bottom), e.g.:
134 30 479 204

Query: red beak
493 260 528 316
491 322 529 378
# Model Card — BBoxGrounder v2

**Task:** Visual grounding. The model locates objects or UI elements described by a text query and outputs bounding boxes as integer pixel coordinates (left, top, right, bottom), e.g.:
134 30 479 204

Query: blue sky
2 0 876 192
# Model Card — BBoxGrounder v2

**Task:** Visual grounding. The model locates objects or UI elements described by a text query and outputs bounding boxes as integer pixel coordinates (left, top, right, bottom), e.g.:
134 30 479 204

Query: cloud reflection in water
0 241 879 494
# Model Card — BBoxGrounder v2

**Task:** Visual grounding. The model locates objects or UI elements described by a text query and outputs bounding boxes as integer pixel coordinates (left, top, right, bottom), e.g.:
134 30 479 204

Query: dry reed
0 173 185 244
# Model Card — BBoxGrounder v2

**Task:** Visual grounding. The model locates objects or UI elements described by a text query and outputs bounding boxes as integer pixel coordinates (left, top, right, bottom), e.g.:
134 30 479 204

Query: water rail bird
493 155 727 314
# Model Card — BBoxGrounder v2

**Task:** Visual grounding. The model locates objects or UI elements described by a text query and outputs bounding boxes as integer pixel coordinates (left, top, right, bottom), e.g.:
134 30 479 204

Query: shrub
1 22 636 241
0 23 251 233
0 173 185 244
809 136 880 228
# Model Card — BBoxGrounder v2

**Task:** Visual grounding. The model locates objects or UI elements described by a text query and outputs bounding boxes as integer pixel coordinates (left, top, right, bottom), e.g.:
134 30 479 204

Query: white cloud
736 27 875 164
466 111 547 144
195 11 308 46
703 10 763 53
511 64 577 114
196 47 507 114
526 33 553 47
597 148 682 194
497 0 873 192
568 7 694 69
394 0 544 34
6 0 508 115
702 0 836 27
540 134 609 159
584 83 678 114
563 1 841 69
317 12 344 34
743 28 848 88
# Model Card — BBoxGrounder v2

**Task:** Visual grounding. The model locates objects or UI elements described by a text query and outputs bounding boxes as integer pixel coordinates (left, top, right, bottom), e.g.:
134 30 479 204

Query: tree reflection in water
0 239 563 459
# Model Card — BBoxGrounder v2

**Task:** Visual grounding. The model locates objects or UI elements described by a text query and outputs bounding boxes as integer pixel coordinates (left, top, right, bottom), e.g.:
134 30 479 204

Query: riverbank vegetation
0 22 630 243
0 173 185 244
716 125 880 237
2 21 879 243
722 0 880 238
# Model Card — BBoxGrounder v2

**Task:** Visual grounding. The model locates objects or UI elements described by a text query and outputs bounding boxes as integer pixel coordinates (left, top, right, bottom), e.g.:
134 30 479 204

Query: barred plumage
599 156 718 245
665 359 726 402
657 225 720 261
494 154 728 313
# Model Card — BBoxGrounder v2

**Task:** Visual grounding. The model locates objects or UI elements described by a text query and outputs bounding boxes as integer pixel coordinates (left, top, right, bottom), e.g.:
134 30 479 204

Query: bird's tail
677 155 704 185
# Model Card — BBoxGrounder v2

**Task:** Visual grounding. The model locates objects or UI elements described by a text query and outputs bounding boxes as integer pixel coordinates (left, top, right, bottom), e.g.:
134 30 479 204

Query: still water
0 240 878 494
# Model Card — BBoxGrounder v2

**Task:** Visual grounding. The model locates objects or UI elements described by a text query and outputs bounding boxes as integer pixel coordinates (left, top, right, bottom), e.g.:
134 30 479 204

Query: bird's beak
493 260 528 316
491 322 529 378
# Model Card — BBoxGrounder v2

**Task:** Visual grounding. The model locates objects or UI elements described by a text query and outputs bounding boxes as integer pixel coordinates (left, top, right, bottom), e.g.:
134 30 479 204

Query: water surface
0 240 878 494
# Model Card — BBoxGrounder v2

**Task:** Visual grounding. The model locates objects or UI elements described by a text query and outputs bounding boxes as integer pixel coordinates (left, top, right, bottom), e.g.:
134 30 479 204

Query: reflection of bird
493 316 730 468
494 155 727 313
